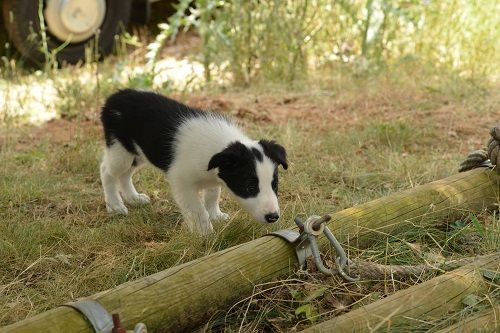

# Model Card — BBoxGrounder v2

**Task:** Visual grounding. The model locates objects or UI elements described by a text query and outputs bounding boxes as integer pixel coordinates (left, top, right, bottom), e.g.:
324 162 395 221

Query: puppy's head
208 140 288 223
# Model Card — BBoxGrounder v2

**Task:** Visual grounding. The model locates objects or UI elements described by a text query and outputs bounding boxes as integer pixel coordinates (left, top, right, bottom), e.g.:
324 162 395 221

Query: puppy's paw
185 211 214 235
210 211 230 222
187 220 214 236
197 222 214 236
106 202 129 215
126 193 151 206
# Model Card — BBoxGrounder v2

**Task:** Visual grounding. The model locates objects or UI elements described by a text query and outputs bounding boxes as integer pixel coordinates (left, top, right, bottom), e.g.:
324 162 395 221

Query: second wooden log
299 252 500 333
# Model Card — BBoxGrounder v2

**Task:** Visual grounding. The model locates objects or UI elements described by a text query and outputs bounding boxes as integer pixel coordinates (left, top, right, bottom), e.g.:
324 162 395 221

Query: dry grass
0 58 499 332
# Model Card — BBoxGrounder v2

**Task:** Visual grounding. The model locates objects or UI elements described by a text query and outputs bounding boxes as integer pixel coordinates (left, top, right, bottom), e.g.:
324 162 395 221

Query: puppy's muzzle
265 213 280 223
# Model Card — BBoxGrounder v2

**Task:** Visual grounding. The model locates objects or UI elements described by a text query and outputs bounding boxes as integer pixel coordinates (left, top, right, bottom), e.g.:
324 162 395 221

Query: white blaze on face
236 156 280 223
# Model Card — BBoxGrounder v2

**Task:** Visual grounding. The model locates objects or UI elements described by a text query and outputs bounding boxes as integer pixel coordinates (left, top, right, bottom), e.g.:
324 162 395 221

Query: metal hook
295 215 359 281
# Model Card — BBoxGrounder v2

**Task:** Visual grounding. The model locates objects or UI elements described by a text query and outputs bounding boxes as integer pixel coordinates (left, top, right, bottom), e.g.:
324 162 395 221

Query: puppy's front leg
204 186 230 221
170 181 213 235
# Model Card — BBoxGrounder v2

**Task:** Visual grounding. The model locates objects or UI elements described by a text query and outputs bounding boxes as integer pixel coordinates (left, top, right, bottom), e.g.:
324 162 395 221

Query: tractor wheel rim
44 0 106 43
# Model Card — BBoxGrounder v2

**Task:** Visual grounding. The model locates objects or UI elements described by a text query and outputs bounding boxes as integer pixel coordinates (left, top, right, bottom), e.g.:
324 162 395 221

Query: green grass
1 56 499 331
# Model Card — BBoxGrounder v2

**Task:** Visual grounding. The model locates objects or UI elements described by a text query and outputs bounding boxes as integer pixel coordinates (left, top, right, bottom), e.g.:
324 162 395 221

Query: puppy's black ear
259 140 288 170
208 152 229 171
208 141 248 171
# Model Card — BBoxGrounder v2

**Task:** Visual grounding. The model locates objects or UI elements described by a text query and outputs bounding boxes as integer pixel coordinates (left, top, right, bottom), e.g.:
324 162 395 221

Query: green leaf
303 287 327 303
462 294 482 307
289 289 301 299
482 270 500 282
450 220 466 230
295 304 311 316
470 213 485 235
369 292 381 301
295 304 318 322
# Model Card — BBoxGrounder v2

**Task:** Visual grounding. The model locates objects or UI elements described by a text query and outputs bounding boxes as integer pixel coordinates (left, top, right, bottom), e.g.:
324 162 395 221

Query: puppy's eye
246 179 258 194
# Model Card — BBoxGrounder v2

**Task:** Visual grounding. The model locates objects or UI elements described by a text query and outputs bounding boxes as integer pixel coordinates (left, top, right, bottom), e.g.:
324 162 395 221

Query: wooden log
298 253 500 333
435 305 500 333
0 237 296 333
2 169 499 333
439 306 500 333
325 168 500 247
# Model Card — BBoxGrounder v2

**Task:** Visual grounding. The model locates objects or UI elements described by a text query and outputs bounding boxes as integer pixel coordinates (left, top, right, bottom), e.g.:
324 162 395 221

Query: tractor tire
2 0 132 65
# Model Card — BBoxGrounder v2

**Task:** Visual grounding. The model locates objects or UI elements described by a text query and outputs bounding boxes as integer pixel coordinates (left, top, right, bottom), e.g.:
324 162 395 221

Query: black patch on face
208 142 260 198
259 140 288 170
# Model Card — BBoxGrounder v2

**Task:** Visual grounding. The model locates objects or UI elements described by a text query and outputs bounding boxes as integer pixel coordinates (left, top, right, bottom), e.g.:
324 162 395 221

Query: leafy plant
37 0 71 74
150 0 500 85
145 0 194 73
293 287 327 322
295 303 318 322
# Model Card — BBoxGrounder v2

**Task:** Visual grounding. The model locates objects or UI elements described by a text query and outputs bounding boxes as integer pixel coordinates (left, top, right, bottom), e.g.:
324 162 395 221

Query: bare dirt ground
19 85 499 154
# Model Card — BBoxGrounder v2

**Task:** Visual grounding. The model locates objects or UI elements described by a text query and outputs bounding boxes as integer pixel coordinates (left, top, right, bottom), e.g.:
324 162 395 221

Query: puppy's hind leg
100 143 133 215
118 159 151 206
204 186 230 221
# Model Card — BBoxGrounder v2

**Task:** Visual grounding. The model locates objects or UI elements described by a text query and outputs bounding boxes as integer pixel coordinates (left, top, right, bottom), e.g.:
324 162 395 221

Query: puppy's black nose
265 213 279 223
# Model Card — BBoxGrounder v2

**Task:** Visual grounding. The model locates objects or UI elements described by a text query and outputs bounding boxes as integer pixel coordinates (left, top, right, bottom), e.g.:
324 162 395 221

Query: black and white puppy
100 89 288 235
